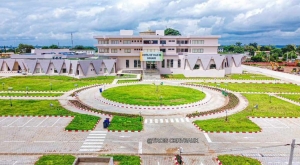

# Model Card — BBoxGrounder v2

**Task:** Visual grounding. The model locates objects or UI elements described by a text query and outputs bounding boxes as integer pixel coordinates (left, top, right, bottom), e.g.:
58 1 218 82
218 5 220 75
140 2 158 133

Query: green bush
218 155 261 165
35 155 75 165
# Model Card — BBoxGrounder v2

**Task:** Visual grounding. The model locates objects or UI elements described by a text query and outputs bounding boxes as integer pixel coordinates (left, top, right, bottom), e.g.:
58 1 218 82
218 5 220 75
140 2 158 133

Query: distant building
218 46 224 53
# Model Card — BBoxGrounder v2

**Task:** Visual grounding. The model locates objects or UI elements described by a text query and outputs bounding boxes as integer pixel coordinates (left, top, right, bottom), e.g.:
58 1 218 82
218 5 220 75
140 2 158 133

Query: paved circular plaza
77 81 228 115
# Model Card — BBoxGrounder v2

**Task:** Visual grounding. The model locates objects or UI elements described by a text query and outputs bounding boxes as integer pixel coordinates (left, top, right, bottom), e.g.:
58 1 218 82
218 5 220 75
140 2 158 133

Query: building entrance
146 61 157 69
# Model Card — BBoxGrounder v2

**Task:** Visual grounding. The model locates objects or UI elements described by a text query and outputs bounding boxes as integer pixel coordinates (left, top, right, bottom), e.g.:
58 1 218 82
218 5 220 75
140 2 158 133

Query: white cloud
0 0 300 46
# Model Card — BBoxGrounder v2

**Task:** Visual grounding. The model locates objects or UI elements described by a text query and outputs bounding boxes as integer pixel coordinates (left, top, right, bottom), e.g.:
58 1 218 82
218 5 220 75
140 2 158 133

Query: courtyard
0 66 300 165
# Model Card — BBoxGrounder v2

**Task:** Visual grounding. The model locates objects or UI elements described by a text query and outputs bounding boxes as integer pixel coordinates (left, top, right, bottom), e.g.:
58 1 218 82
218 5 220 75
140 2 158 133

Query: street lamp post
139 111 141 122
50 83 52 91
225 110 228 121
8 87 13 107
2 83 4 90
179 147 183 165
26 86 28 95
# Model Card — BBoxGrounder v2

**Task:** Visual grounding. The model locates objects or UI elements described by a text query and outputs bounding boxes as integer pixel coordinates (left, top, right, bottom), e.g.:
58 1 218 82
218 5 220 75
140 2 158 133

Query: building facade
0 49 116 78
94 30 245 77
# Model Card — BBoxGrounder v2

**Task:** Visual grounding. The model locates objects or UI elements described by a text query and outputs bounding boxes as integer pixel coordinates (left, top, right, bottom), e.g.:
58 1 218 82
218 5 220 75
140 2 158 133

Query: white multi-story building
94 30 245 77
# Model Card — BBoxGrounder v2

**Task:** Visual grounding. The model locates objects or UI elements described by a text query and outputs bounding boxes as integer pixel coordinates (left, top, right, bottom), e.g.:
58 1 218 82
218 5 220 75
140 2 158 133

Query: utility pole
288 139 295 165
71 33 73 49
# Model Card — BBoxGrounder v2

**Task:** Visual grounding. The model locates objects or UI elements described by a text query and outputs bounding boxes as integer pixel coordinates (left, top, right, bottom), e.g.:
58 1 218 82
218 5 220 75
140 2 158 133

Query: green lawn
0 100 100 130
218 155 261 165
0 75 114 91
117 80 140 84
102 84 205 106
279 94 300 102
108 116 143 131
0 93 63 97
192 82 300 93
103 155 140 165
194 94 300 132
162 73 276 80
35 155 75 165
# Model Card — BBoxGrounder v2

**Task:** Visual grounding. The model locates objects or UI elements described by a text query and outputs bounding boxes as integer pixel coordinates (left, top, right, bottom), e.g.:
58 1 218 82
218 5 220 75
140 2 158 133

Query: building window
124 49 131 53
99 48 109 53
54 69 58 73
178 59 181 68
134 60 141 68
192 49 204 53
160 40 166 44
168 40 175 42
210 64 216 69
193 64 200 69
62 69 67 73
111 40 119 44
162 59 165 68
98 40 108 44
192 40 204 44
160 49 166 52
126 60 129 68
111 49 118 53
143 40 158 44
104 68 107 73
166 59 173 68
168 48 175 51
123 40 131 44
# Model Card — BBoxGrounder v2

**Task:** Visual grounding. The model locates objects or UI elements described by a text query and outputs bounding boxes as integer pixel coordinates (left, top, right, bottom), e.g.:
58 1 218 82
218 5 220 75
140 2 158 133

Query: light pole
8 87 13 107
50 83 52 91
225 110 228 121
26 86 28 95
139 111 141 122
202 85 204 93
179 147 183 165
2 83 4 90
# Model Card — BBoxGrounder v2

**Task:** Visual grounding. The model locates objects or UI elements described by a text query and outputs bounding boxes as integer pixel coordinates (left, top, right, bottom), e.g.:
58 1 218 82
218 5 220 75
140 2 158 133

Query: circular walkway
77 81 227 115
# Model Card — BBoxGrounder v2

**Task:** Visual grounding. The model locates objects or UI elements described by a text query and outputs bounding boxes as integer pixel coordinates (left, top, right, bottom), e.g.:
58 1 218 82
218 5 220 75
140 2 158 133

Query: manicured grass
35 155 75 165
0 75 114 91
102 84 205 106
108 115 143 131
161 73 276 80
229 73 276 80
117 80 139 84
194 94 300 132
0 100 100 130
192 82 300 93
0 93 63 97
103 155 140 165
279 94 300 102
218 155 261 165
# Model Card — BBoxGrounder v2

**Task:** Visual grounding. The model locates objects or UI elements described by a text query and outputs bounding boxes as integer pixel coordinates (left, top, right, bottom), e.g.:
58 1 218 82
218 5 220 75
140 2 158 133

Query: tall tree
16 44 34 53
42 46 49 49
49 44 59 49
235 42 242 47
296 46 300 55
164 28 181 36
249 42 258 49
74 45 85 50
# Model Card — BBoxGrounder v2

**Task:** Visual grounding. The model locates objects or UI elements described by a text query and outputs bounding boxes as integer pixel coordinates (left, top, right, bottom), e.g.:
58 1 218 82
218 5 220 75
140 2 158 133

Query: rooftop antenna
71 32 73 49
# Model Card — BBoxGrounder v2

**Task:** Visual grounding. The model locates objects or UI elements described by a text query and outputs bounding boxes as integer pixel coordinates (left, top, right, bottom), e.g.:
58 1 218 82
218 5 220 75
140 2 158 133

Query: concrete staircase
143 69 161 80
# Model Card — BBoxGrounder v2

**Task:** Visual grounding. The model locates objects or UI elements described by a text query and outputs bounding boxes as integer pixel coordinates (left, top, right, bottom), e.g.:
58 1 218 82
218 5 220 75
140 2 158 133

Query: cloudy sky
1 0 300 47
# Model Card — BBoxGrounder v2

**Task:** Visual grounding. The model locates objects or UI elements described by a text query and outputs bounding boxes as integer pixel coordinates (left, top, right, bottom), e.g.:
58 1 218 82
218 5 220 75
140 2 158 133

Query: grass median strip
162 73 276 80
218 155 261 165
0 75 114 91
278 94 300 103
194 94 300 132
102 84 205 106
0 93 63 97
191 82 300 93
102 155 140 165
108 115 143 131
0 100 100 130
35 155 76 165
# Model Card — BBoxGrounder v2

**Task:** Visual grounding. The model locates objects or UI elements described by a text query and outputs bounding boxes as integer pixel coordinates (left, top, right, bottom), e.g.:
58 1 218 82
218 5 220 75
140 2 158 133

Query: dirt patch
166 147 178 154
114 161 120 165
